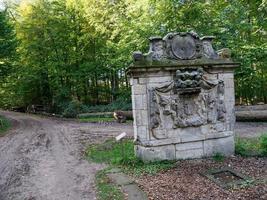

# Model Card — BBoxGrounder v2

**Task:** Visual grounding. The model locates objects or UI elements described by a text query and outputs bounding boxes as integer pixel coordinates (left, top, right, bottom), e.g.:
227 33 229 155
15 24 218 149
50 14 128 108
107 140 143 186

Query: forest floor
0 110 266 200
136 156 267 200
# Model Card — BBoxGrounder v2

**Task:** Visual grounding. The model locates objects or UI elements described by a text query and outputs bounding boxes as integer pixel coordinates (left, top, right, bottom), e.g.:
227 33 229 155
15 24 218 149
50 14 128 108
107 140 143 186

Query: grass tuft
79 117 115 123
86 139 176 176
235 133 267 157
212 152 225 162
0 115 11 135
259 134 267 156
96 168 124 200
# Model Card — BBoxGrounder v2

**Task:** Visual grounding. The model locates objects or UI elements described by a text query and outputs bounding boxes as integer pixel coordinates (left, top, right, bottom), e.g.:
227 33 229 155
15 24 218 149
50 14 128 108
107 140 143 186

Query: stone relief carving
133 31 231 62
217 81 226 121
149 67 226 139
148 32 204 61
201 36 218 59
174 67 204 94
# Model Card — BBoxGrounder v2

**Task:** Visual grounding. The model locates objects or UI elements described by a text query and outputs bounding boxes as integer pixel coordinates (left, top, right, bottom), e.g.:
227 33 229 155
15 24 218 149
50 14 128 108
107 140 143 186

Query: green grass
212 152 225 162
96 168 124 200
86 139 176 176
0 115 11 135
79 116 133 123
79 117 115 123
235 133 267 157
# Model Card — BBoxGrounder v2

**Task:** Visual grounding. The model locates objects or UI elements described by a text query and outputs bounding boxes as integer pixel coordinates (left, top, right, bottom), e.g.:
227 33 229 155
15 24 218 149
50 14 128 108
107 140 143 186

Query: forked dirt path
0 110 133 200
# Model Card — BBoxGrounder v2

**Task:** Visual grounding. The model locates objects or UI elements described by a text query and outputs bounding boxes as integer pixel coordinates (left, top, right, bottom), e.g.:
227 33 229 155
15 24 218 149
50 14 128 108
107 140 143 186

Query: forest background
0 0 266 117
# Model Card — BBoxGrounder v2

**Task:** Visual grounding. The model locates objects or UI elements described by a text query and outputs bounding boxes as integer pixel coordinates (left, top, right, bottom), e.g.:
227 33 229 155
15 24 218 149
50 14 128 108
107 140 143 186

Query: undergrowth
235 133 267 157
79 117 115 123
86 139 176 176
86 97 132 113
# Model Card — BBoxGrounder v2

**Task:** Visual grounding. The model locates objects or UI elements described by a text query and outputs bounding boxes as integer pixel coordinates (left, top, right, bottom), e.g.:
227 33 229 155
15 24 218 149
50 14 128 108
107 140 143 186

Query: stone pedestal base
135 135 234 161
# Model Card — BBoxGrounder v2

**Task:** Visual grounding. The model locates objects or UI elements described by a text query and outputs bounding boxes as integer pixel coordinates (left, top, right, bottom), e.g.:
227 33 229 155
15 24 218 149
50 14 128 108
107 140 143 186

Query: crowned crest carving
133 31 222 62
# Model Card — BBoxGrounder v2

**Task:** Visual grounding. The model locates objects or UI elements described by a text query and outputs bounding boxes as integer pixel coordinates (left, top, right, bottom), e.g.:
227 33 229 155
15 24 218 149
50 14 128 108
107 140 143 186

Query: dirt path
0 111 266 200
235 122 267 138
0 111 133 200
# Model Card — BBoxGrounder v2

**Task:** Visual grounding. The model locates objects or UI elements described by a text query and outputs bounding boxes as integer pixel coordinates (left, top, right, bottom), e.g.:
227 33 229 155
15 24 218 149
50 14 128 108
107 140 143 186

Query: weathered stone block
203 136 234 156
135 110 148 126
139 76 172 84
166 129 180 139
224 78 234 89
132 109 136 126
225 87 235 103
146 71 171 77
218 73 234 80
132 85 147 95
179 127 205 142
133 94 147 110
176 141 203 151
130 78 138 86
135 145 176 161
205 131 233 140
140 137 181 147
134 125 148 140
214 122 226 132
150 128 168 139
175 141 204 159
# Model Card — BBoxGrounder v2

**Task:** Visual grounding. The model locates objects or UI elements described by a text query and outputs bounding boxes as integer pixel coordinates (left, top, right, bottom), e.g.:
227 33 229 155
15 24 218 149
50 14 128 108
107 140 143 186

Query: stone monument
127 32 239 161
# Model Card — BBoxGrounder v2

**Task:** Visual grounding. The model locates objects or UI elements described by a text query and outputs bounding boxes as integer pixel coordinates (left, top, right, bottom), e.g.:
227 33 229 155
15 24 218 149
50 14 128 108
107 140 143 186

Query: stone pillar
128 32 239 161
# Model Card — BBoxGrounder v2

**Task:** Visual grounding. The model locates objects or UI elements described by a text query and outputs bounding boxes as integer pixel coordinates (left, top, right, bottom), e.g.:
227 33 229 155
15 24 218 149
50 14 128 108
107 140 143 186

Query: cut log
113 111 133 123
235 110 267 122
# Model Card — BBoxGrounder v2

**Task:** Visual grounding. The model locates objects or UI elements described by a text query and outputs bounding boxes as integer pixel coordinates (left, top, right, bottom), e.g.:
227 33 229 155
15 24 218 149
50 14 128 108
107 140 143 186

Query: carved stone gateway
128 32 239 161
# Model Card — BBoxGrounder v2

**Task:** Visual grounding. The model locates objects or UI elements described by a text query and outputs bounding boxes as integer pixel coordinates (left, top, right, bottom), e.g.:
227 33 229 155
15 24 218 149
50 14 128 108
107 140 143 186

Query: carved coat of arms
149 67 226 139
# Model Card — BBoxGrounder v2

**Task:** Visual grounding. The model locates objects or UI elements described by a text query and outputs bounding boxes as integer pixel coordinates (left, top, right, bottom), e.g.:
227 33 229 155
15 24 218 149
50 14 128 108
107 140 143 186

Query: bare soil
0 111 133 200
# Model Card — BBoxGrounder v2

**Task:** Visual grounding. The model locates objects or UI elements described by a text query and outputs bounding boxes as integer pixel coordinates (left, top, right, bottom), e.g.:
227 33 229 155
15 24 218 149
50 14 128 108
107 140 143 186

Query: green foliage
96 169 124 200
239 179 255 189
0 10 17 79
79 117 115 123
235 134 267 157
0 0 266 109
212 152 225 162
260 134 267 156
86 139 176 176
87 139 135 164
62 100 88 118
0 115 11 135
79 113 113 118
87 97 132 113
0 9 18 108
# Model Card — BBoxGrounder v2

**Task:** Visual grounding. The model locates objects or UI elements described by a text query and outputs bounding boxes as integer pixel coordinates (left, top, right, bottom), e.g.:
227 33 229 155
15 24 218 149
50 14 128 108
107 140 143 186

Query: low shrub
62 100 89 118
86 97 132 113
